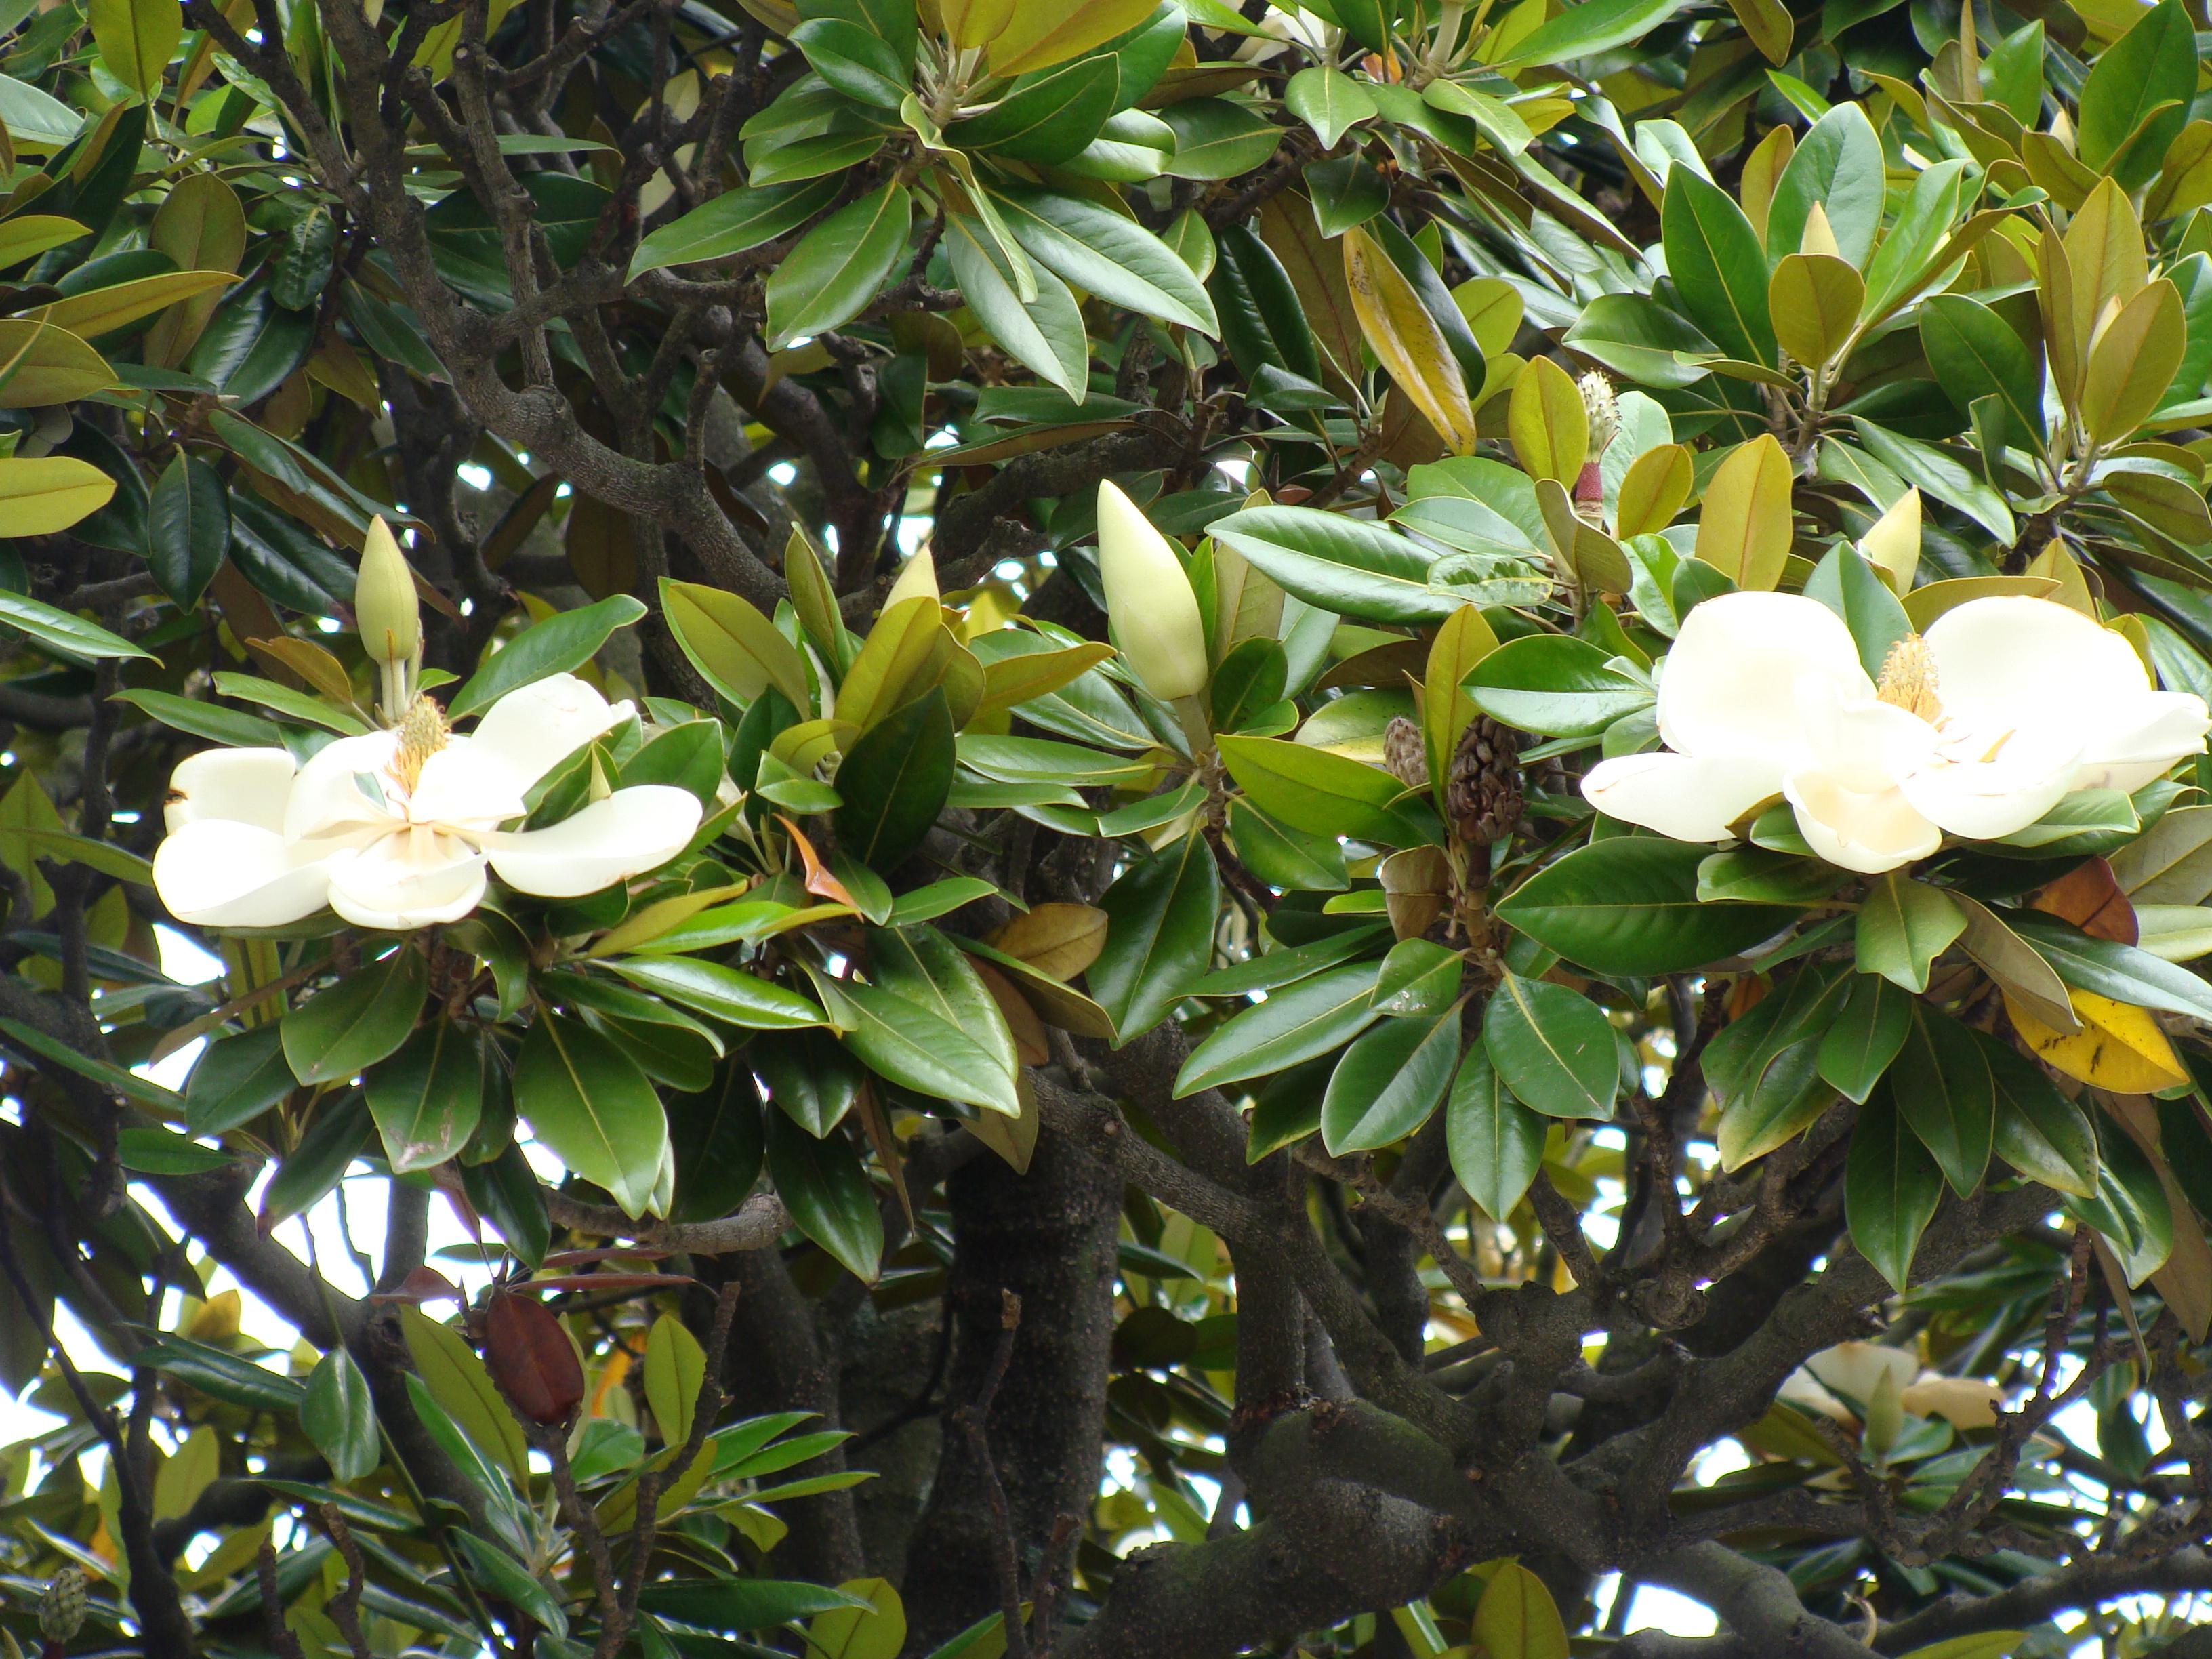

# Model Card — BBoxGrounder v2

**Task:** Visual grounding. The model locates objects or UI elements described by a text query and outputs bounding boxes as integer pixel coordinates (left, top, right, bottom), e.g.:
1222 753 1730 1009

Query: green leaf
1446 1040 1546 1220
447 594 647 719
1854 874 1964 994
643 1313 707 1448
115 1127 232 1174
2076 0 2196 184
1372 937 1465 1015
1210 504 1452 624
1320 1008 1459 1152
1816 972 1910 1103
765 1111 884 1281
0 589 150 661
1156 98 1280 180
514 1012 668 1218
1496 837 1802 975
1845 1089 1944 1292
1803 544 1910 680
1285 66 1376 148
628 179 842 279
283 946 430 1086
1482 971 1617 1121
398 1305 530 1490
185 1024 295 1133
1473 1561 1570 1659
766 184 912 349
131 1336 304 1412
638 1579 873 1631
87 0 181 100
1465 634 1653 738
301 1348 380 1483
1091 832 1220 1042
1891 1006 1995 1197
991 186 1217 336
260 1094 373 1226
660 578 815 712
792 18 910 106
834 978 1021 1116
1662 167 1776 367
864 923 1019 1087
146 453 228 607
1500 0 1692 64
670 1059 768 1220
945 211 1090 400
1216 733 1437 846
1984 1033 2098 1197
836 687 955 873
1860 161 1967 326
605 956 825 1029
1765 103 1882 266
1919 295 2043 450
1174 960 1385 1096
365 1019 485 1174
2009 912 2212 1022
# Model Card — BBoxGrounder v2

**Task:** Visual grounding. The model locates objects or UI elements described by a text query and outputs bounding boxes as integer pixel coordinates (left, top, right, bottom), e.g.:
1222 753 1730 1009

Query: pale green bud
1095 482 1207 703
355 516 422 673
40 1565 86 1642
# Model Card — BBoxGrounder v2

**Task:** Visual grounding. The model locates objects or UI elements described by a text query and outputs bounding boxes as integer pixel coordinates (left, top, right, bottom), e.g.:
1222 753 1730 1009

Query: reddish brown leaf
483 1289 585 1426
777 813 859 908
2030 857 2138 945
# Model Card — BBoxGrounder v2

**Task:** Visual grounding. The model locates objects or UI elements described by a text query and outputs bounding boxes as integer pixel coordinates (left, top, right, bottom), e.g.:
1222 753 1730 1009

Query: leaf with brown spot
2031 857 2138 945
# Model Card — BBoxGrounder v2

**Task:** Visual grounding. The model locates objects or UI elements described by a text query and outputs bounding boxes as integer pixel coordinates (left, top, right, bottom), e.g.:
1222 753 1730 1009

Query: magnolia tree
14 0 2212 1653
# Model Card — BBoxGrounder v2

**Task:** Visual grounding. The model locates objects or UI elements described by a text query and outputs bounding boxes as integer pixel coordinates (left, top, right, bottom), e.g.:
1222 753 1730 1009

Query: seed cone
1446 715 1522 846
1382 715 1429 790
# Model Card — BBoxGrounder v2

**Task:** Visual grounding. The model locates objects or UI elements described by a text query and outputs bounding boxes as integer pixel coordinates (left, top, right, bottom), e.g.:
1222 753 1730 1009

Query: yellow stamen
1875 634 1942 722
391 694 449 793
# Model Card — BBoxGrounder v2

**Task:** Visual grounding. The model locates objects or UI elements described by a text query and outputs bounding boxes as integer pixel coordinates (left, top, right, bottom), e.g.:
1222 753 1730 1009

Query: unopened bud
40 1565 86 1642
1095 482 1208 703
1578 371 1618 456
356 516 422 675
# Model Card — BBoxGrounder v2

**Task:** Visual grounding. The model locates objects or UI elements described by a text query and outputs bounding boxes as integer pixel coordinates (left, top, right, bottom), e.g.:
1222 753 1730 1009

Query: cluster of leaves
8 0 2212 1652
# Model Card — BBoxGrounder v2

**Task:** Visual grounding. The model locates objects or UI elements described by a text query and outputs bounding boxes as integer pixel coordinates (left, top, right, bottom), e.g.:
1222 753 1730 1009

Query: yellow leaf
987 0 1159 74
1738 123 1795 243
1614 443 1694 539
0 323 116 408
2080 276 2184 444
1452 275 1523 358
1694 433 1795 591
87 0 182 100
35 271 238 340
1768 252 1864 369
1343 226 1480 455
2006 988 2189 1092
1727 0 1794 63
2057 177 2148 407
983 902 1109 979
809 1578 907 1659
1507 356 1586 486
186 1288 241 1341
2023 539 2096 615
1422 602 1498 804
1799 201 1842 260
1859 487 1921 592
943 0 1015 48
0 455 117 533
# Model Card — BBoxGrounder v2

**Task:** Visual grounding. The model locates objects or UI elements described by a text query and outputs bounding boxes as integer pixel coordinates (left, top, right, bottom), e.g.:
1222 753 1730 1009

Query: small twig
314 1504 374 1659
258 1542 310 1659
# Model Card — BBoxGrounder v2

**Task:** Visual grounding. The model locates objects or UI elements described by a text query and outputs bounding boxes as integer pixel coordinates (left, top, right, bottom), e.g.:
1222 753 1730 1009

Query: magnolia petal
408 741 528 832
165 747 297 834
1582 751 1784 842
465 674 632 796
153 819 332 928
1901 1374 2002 1430
1777 1368 1852 1423
2076 690 2212 791
1784 769 1940 874
1925 595 2150 735
325 829 488 930
479 785 702 898
1900 725 2081 840
1805 1340 1919 1408
1796 678 1940 795
285 730 403 842
1657 592 1868 760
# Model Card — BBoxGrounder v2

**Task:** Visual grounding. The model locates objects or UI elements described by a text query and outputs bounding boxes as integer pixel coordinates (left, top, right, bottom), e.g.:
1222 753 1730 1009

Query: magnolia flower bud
40 1566 86 1642
1095 482 1208 703
356 516 422 712
1578 371 1618 456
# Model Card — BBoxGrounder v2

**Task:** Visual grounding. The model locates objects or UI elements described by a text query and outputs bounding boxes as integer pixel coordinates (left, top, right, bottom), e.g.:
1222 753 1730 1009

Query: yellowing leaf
1422 602 1496 806
0 323 116 407
88 0 182 100
2079 276 2184 443
186 1289 241 1341
987 0 1158 74
1614 443 1694 539
983 903 1109 979
2006 988 2188 1092
35 271 239 340
943 0 1015 47
1473 1561 1569 1659
1858 487 1921 592
1694 433 1795 591
1727 0 1794 63
1507 355 1586 486
1343 226 1479 455
1768 252 1864 369
2024 538 2097 615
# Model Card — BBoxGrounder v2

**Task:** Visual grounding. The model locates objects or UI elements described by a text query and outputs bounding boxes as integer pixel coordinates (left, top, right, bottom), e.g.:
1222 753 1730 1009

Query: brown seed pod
1382 715 1429 790
1446 715 1523 847
483 1289 584 1427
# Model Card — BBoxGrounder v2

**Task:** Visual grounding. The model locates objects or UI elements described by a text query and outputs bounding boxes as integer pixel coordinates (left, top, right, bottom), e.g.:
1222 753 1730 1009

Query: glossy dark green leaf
638 1578 873 1631
1482 972 1617 1120
1210 505 1449 624
283 946 430 1086
835 687 954 874
1853 874 1965 995
1446 1040 1546 1221
1803 544 1910 680
1662 167 1775 367
1984 1033 2098 1197
605 956 824 1029
365 1020 484 1175
1174 959 1385 1097
1465 634 1653 738
834 978 1021 1117
301 1347 380 1482
1845 1090 1943 1292
146 453 227 607
2008 912 2212 1021
2075 0 2195 184
628 178 842 279
752 1027 861 1139
1815 972 1910 1104
514 1012 668 1217
459 1143 550 1269
1319 1008 1458 1153
1765 102 1881 266
765 183 910 349
261 1092 374 1227
1495 837 1801 975
186 1023 295 1134
764 1113 883 1282
1891 1006 1995 1197
1091 832 1220 1042
447 594 647 719
131 1336 306 1411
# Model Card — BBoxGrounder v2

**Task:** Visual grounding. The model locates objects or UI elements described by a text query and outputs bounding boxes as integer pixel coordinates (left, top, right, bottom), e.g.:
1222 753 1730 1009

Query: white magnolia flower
155 674 703 931
1780 1343 2004 1431
1583 592 2210 874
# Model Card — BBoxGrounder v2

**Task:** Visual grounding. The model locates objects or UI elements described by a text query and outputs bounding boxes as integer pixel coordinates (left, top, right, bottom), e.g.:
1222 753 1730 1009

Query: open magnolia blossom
1780 1340 2004 1432
1583 592 2211 874
153 674 703 931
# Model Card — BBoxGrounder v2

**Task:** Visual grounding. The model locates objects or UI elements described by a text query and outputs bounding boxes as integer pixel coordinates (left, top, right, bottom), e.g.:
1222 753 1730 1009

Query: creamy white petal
478 785 702 897
1656 592 1868 760
324 830 488 930
284 730 403 842
408 741 527 832
464 674 632 796
1582 751 1784 842
1796 677 1940 795
2075 690 2212 791
1784 769 1942 874
1805 1340 1919 1407
1901 1374 2002 1430
1924 596 2150 735
165 747 297 834
153 819 332 928
1900 726 2081 840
